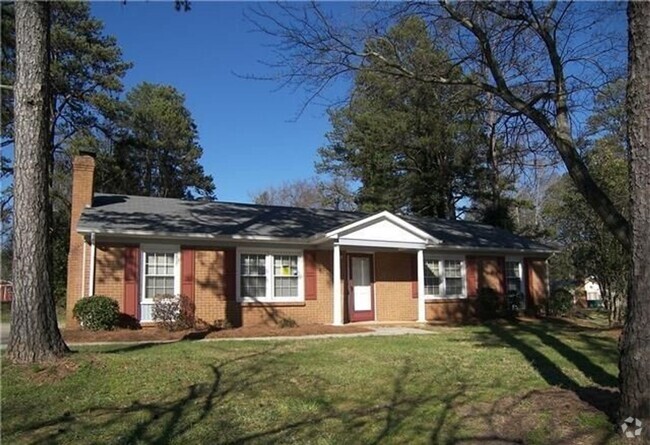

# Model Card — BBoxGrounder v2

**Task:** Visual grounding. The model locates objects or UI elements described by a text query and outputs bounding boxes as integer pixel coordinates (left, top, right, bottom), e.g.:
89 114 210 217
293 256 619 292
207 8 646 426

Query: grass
1 301 11 324
0 302 66 327
1 319 622 444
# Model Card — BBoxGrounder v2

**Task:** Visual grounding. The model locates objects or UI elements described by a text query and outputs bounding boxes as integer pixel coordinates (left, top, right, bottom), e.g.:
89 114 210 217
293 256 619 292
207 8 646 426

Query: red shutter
224 248 237 300
181 248 195 302
523 258 532 305
411 254 418 298
466 256 478 297
304 250 318 300
124 246 140 319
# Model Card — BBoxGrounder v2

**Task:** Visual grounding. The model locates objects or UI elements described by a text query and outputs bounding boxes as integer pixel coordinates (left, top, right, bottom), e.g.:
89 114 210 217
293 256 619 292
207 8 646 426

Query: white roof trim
325 210 441 245
78 228 319 245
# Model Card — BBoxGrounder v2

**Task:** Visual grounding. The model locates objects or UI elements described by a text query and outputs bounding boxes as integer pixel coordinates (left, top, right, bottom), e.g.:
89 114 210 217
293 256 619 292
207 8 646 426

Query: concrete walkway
0 325 435 350
205 326 435 342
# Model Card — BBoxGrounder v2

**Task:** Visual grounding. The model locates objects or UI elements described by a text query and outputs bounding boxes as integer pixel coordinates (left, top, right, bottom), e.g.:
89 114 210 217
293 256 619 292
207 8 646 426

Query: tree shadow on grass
9 350 478 444
6 334 618 445
473 322 618 421
514 322 617 388
17 345 282 445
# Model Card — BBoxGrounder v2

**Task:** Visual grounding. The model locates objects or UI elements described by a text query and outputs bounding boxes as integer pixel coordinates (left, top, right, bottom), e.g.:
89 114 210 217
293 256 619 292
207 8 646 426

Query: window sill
425 297 468 302
238 300 306 307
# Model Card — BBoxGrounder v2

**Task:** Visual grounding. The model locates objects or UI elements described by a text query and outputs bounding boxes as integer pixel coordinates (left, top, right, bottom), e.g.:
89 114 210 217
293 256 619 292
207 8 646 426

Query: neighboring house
0 280 13 303
584 277 604 308
66 151 554 327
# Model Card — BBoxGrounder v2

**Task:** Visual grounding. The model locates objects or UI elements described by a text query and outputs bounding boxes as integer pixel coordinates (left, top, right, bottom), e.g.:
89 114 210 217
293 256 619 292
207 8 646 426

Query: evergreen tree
2 1 131 306
97 82 215 199
7 0 69 363
317 17 484 219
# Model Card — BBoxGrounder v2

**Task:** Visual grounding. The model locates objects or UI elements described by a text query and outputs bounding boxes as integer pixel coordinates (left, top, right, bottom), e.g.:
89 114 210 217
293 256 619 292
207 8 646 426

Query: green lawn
1 320 622 444
0 302 66 327
1 302 11 324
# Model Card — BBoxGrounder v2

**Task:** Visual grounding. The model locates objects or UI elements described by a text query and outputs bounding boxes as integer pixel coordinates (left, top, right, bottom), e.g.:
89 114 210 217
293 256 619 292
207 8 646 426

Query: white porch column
333 243 343 325
88 232 96 297
417 249 426 323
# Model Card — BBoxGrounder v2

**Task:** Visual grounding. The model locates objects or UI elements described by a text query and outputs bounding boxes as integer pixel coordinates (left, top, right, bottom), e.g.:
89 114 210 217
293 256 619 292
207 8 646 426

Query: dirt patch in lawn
11 358 81 386
455 387 617 444
63 324 371 344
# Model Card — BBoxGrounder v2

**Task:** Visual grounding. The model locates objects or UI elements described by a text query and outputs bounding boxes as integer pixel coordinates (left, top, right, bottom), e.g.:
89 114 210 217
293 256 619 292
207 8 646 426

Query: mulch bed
62 324 372 344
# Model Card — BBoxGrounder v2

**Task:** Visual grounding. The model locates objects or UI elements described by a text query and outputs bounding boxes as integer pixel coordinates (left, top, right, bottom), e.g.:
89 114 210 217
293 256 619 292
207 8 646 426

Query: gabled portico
325 211 440 325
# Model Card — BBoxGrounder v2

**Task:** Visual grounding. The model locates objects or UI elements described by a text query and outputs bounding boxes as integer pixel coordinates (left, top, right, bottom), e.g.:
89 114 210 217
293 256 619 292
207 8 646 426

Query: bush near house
548 288 574 317
72 296 120 331
152 294 195 331
476 287 502 319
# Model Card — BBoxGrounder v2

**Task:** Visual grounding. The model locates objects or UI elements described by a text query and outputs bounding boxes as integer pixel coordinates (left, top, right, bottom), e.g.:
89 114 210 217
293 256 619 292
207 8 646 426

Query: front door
349 255 375 322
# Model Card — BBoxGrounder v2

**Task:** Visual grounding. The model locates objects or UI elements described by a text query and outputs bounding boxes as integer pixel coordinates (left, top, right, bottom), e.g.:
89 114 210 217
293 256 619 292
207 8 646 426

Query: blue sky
91 2 349 203
87 2 627 204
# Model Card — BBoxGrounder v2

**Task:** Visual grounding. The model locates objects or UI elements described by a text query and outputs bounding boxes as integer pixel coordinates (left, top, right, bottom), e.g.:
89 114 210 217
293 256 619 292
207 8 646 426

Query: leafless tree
249 1 628 246
250 177 356 211
250 0 648 430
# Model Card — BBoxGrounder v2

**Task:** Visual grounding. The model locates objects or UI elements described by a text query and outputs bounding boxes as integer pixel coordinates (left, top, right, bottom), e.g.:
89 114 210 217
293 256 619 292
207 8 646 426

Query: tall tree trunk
620 1 650 438
7 0 69 363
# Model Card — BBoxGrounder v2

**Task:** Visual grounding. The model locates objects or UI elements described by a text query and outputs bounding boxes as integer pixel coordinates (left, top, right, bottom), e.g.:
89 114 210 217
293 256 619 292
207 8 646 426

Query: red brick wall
425 300 473 322
193 248 334 327
65 154 95 325
94 245 126 311
83 243 549 326
477 256 504 294
374 252 417 321
526 258 548 314
425 255 507 323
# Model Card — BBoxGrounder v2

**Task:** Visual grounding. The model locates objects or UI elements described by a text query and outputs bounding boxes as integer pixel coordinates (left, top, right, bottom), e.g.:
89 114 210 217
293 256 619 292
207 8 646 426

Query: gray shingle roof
78 194 363 238
402 215 553 251
78 194 553 252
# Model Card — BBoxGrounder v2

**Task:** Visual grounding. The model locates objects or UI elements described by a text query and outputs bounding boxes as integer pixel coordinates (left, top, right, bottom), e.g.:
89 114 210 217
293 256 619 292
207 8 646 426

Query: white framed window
237 249 304 302
141 245 180 303
423 255 467 299
505 257 526 309
505 258 525 296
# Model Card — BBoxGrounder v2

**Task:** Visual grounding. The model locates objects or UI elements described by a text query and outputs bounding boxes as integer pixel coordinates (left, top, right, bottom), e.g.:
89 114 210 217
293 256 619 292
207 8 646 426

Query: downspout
88 232 96 296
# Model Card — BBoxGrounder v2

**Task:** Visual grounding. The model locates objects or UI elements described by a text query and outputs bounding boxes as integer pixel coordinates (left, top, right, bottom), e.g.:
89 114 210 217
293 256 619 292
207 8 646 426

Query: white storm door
351 256 372 312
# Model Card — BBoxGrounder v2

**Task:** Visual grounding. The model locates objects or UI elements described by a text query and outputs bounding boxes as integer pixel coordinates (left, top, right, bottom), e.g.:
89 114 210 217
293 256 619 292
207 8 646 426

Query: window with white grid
424 258 442 297
142 248 179 302
505 260 523 295
237 250 303 302
423 255 466 299
273 255 299 297
240 254 267 298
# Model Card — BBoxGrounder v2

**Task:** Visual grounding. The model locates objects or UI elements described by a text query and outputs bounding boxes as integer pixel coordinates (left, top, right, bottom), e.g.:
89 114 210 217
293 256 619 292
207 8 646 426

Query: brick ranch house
66 150 554 328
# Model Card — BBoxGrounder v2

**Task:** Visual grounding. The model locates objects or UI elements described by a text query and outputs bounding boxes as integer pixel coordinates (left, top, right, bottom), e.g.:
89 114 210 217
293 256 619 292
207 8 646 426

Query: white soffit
326 211 440 246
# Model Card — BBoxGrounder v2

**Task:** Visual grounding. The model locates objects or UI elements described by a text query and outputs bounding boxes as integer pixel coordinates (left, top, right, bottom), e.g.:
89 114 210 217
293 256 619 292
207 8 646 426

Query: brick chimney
65 149 96 324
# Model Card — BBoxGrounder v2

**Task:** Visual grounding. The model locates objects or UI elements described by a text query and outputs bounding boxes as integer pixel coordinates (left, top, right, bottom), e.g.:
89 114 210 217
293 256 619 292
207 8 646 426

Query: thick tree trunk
620 1 650 439
7 0 69 363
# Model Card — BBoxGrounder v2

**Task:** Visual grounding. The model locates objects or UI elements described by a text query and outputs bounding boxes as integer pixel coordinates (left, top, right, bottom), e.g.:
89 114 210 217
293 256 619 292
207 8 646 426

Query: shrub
476 287 502 319
278 317 298 328
152 294 195 331
73 296 120 331
505 291 525 317
548 288 574 317
212 319 233 330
